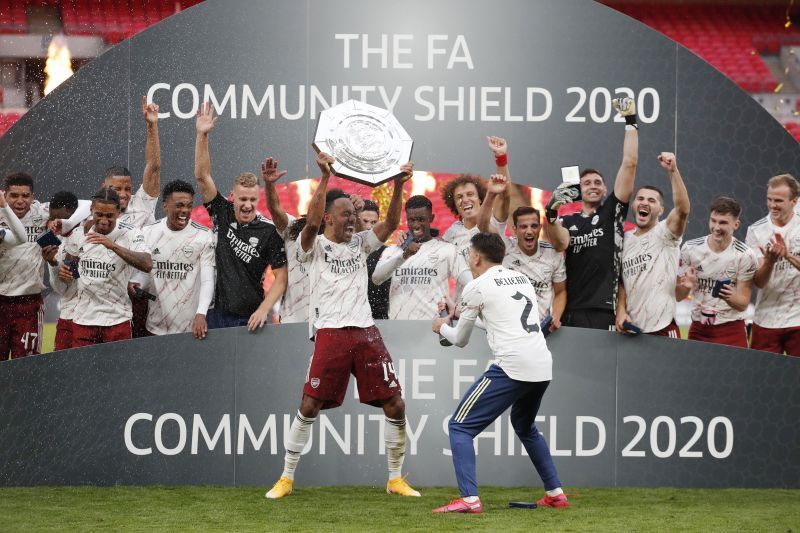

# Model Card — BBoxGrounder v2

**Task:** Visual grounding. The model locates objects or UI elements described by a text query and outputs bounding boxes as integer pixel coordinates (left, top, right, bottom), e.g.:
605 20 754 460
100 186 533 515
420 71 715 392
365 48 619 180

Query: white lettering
154 413 187 456
191 414 231 455
237 414 277 454
124 413 152 456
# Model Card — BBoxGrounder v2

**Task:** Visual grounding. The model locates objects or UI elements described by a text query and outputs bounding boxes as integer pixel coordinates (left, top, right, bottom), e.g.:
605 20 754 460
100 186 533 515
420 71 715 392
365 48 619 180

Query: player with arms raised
431 232 567 513
616 152 690 337
266 152 419 499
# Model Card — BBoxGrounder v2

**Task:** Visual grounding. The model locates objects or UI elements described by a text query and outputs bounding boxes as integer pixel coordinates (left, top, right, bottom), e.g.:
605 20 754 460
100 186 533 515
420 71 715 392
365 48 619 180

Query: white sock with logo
281 411 316 481
385 417 406 480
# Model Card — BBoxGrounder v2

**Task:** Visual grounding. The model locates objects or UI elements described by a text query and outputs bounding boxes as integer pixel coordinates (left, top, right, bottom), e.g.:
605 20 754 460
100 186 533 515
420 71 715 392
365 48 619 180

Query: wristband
624 114 638 129
494 153 508 167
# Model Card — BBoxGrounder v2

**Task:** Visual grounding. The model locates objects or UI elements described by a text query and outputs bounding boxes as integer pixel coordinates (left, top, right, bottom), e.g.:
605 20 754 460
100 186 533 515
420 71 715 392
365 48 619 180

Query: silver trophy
313 100 413 187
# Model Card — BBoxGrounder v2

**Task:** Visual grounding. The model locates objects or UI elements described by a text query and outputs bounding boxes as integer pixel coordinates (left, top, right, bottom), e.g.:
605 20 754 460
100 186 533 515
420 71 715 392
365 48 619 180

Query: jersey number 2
511 291 540 334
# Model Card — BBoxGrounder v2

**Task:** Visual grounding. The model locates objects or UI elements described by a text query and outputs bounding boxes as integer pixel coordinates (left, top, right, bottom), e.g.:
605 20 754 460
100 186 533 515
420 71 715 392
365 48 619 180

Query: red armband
494 154 508 167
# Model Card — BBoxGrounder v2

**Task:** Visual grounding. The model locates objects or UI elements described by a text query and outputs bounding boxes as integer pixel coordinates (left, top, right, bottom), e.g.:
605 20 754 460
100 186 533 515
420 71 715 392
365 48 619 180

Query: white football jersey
65 222 151 327
443 218 506 299
49 244 80 320
745 214 800 328
621 220 682 332
298 229 383 335
680 236 757 325
141 218 215 335
118 185 158 228
377 238 458 320
458 265 552 382
279 214 310 324
0 201 49 296
502 238 565 319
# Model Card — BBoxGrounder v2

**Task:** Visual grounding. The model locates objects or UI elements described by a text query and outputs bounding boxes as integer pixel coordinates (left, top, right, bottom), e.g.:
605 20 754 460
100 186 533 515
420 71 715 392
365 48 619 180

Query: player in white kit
678 197 757 348
1 174 90 358
58 188 152 347
616 152 690 337
266 152 420 499
372 195 462 319
745 174 800 355
478 174 567 332
431 232 567 514
130 180 215 338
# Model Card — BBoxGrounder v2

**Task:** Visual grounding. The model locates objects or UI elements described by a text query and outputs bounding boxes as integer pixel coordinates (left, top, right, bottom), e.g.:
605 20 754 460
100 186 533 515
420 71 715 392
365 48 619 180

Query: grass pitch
0 486 797 532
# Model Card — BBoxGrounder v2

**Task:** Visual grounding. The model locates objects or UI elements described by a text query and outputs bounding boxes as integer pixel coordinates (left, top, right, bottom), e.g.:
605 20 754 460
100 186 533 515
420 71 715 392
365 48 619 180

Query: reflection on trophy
313 100 413 187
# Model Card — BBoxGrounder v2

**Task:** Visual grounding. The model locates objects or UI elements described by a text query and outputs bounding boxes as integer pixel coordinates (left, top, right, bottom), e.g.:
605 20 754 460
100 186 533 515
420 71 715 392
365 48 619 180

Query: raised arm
301 152 333 252
373 162 414 242
261 156 289 233
611 97 638 204
660 152 690 237
478 174 506 234
142 96 161 198
0 192 28 247
194 101 219 204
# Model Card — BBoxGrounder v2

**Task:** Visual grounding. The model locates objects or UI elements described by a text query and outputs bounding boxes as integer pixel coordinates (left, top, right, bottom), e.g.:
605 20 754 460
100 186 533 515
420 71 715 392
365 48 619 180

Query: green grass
0 486 797 532
42 322 55 354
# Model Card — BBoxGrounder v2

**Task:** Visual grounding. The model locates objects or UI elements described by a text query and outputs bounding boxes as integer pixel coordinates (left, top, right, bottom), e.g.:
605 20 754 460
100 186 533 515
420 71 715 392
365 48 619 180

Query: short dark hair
362 199 379 215
405 195 432 212
325 188 349 212
580 168 605 181
470 232 506 264
441 174 486 216
49 191 79 212
162 179 195 201
91 187 121 209
104 166 131 180
4 172 34 191
637 185 664 203
709 196 741 218
512 206 541 226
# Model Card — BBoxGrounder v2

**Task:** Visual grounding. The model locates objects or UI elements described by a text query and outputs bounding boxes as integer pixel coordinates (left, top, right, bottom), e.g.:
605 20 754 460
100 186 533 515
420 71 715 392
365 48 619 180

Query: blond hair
767 173 799 200
234 172 258 188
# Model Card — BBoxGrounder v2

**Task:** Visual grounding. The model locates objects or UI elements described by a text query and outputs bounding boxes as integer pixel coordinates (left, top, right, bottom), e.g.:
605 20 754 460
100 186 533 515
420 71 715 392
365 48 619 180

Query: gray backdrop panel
1 323 797 488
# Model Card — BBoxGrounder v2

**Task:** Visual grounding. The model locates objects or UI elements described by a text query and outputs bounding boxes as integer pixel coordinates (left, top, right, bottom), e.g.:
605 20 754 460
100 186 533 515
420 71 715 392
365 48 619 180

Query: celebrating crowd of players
1 95 799 357
1 94 799 511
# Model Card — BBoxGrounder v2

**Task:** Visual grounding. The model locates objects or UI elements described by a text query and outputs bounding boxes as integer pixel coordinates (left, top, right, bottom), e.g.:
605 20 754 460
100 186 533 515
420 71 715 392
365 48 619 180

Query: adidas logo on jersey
324 244 333 252
152 248 161 256
568 225 579 232
512 260 522 266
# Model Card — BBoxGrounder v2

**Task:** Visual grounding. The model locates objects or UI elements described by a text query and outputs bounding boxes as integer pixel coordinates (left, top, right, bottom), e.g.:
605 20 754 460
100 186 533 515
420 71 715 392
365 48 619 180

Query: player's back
468 266 552 382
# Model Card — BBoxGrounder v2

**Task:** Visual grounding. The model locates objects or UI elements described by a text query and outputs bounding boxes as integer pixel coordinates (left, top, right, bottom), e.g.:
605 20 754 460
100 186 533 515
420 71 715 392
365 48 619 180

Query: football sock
385 417 406 480
281 411 316 481
464 496 480 503
546 487 564 497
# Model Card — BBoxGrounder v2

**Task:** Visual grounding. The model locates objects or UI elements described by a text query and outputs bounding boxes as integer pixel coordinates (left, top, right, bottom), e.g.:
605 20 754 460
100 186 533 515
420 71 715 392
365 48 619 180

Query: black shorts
562 308 616 331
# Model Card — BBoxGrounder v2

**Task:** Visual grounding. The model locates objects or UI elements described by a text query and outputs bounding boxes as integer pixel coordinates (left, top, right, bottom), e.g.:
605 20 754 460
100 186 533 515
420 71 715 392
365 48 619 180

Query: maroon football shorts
54 318 75 351
688 319 747 348
648 320 681 339
71 321 133 348
0 293 43 359
304 325 402 409
750 323 800 356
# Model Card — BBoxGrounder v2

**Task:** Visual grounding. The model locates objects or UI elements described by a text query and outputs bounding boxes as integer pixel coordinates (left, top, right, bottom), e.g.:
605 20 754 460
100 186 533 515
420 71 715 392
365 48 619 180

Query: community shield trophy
313 100 413 187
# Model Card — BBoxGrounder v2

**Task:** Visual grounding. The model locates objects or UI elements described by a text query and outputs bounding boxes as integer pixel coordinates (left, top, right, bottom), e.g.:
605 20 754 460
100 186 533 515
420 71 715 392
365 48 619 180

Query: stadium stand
610 4 799 93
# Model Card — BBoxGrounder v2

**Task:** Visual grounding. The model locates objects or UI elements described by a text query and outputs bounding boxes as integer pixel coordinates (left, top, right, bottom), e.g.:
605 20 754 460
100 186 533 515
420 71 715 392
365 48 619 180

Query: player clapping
745 174 800 355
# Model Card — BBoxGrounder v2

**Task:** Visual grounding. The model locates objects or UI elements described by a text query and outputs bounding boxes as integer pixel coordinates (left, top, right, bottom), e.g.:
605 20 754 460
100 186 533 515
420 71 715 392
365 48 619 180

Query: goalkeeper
546 97 639 330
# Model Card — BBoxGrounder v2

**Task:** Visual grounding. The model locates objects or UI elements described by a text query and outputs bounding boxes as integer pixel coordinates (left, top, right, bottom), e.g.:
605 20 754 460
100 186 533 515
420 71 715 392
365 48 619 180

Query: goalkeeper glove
545 183 581 224
612 97 637 129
